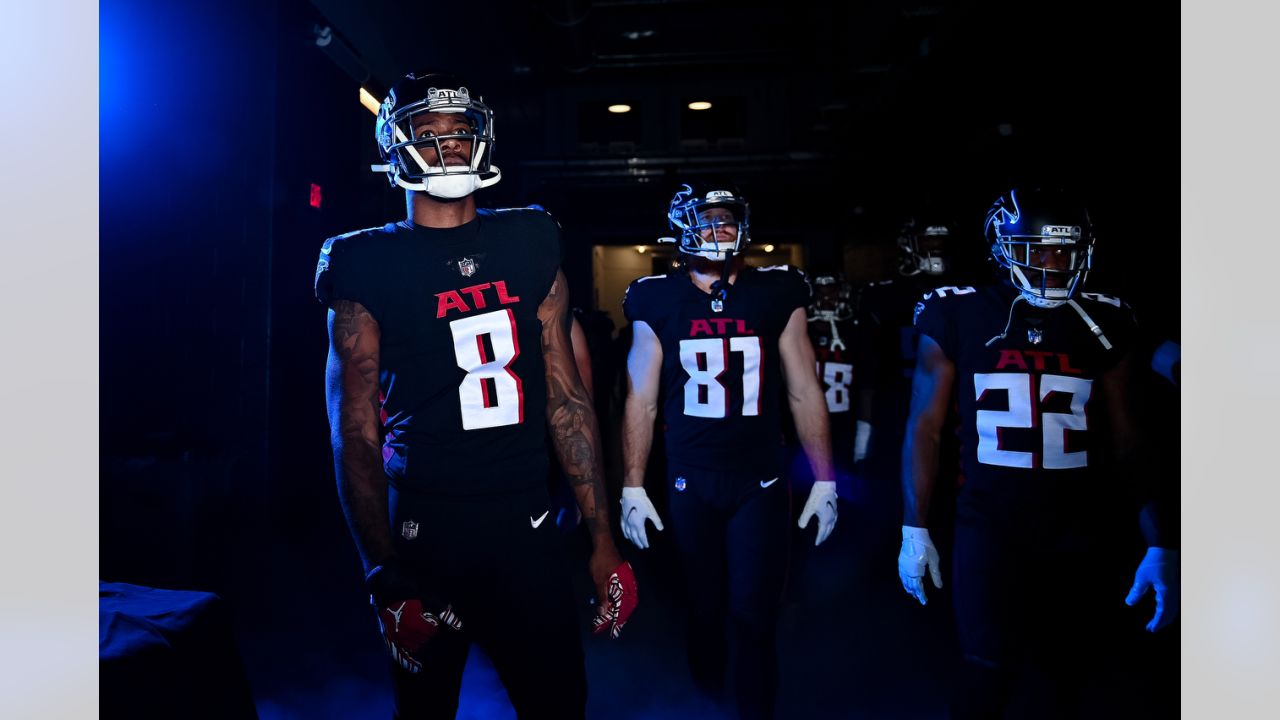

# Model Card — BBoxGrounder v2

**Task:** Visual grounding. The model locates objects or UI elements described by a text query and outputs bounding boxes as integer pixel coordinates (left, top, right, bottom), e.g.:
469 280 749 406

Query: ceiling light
608 104 632 114
687 101 712 111
359 87 380 115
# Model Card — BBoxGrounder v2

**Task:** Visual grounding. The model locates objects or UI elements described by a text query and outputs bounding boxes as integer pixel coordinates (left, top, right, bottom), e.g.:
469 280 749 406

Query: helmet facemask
997 235 1092 308
374 82 501 199
898 223 951 276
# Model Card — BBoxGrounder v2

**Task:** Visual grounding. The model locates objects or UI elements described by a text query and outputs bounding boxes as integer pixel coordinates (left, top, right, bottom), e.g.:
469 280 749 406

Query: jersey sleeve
912 288 959 361
622 275 665 330
314 232 385 320
533 209 564 303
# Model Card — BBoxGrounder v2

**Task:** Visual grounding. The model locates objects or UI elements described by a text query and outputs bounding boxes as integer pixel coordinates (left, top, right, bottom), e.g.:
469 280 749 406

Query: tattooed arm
325 299 394 576
539 271 623 572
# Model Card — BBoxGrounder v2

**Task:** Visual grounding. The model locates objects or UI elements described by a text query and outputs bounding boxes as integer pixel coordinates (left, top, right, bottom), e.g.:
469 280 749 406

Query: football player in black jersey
316 72 636 719
855 219 969 520
803 274 867 502
897 188 1179 717
619 182 837 719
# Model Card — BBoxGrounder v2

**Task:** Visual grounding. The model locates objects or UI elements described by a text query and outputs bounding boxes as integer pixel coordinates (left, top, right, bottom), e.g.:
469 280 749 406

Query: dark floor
234 479 1177 720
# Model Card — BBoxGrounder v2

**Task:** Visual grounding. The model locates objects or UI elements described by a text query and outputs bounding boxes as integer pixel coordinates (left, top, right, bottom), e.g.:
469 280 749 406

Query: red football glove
375 599 462 673
591 561 638 640
367 560 462 673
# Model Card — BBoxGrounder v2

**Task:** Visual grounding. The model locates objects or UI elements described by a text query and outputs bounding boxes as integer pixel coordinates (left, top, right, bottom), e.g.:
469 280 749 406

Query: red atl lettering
436 290 469 318
435 279 522 319
995 350 1028 371
993 349 1083 374
494 280 520 304
1025 351 1053 371
459 283 492 310
688 318 755 337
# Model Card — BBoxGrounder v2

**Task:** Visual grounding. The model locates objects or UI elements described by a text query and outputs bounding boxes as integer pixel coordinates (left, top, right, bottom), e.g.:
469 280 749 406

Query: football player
619 181 837 719
315 72 636 719
802 274 867 502
855 218 971 522
897 188 1179 716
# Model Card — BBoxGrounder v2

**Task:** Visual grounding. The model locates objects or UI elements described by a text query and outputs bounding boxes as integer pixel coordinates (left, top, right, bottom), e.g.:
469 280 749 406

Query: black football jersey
857 277 967 427
623 266 811 475
315 209 560 496
913 283 1138 525
806 313 858 437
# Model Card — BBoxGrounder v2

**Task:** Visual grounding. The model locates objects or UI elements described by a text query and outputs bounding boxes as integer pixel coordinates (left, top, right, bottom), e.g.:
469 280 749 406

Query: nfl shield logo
458 257 476 277
401 520 419 540
674 476 687 492
1027 328 1044 345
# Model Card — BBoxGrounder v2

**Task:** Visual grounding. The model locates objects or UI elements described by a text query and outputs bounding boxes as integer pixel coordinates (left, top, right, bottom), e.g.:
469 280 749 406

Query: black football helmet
984 188 1094 308
664 182 750 260
372 72 501 198
897 219 954 277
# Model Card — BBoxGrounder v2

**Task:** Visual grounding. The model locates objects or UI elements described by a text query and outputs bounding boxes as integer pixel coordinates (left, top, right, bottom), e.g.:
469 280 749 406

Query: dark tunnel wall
101 0 281 591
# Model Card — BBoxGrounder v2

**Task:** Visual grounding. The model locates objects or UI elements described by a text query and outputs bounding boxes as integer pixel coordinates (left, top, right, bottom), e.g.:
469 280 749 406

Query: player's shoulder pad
919 284 978 302
319 224 390 256
756 263 811 288
1076 291 1132 311
913 284 978 326
624 272 672 298
756 263 804 276
1076 291 1138 327
623 273 675 321
490 204 561 229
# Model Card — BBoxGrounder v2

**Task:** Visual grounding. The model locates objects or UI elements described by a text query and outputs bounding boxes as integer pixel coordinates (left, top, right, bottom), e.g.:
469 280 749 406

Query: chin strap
1066 299 1113 350
985 294 1028 347
985 293 1114 350
708 249 735 306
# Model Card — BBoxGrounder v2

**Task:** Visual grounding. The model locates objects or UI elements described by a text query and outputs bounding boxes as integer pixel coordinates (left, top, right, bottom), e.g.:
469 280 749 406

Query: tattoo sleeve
325 299 395 574
539 270 613 543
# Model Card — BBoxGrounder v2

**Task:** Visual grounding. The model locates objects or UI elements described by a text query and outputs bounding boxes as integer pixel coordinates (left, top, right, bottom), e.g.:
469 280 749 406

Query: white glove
853 420 872 464
898 525 943 605
798 481 838 546
1125 547 1180 632
620 486 664 550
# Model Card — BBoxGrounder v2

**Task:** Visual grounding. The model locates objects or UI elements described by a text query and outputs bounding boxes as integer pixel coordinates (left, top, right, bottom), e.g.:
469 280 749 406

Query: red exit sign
309 183 323 209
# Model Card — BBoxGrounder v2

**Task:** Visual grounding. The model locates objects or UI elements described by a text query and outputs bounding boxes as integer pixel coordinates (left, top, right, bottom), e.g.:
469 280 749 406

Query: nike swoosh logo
530 510 550 528
760 478 779 488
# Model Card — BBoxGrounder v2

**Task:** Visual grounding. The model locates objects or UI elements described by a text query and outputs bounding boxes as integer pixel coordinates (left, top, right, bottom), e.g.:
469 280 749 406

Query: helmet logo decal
1040 225 1081 238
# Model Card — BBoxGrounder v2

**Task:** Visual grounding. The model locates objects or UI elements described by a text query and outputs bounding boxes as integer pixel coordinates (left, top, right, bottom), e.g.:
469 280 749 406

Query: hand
898 525 943 605
853 420 872 464
1125 547 1180 632
590 556 638 640
798 481 838 546
620 486 664 549
366 560 462 673
375 599 462 672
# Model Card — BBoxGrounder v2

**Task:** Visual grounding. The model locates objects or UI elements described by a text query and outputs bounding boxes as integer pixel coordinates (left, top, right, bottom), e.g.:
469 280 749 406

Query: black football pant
950 519 1129 720
386 484 586 720
665 462 791 720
